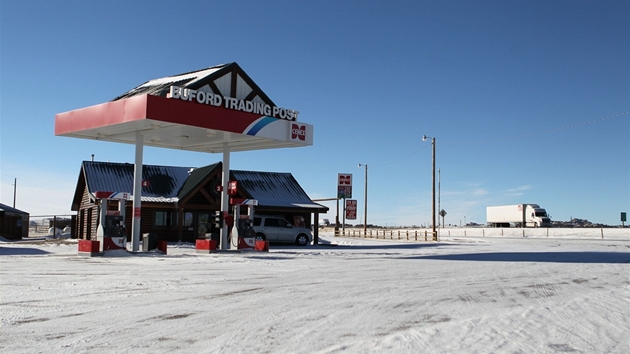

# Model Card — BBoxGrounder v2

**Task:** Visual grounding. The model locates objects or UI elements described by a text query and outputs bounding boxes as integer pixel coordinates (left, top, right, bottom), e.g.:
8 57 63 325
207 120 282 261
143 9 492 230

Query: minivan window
277 218 290 227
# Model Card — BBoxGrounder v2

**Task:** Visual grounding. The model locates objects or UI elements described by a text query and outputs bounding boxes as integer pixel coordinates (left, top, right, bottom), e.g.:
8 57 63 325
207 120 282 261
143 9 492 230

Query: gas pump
95 191 128 252
230 198 258 249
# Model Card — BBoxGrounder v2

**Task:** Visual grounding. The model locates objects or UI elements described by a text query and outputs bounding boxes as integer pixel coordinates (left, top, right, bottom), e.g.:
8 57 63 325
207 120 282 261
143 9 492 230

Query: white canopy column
220 142 230 250
131 131 143 252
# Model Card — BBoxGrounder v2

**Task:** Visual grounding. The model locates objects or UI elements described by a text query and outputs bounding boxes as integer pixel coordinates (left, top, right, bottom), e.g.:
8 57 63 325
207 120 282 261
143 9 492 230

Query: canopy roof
55 63 313 153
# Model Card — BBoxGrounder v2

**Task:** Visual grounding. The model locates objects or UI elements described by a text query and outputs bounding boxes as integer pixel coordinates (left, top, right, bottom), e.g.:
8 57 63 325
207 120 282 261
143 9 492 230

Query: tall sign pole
338 173 352 235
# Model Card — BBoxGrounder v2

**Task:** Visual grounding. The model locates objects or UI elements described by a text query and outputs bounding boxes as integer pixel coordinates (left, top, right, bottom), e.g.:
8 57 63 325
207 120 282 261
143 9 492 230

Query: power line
372 144 430 168
471 111 629 144
367 110 629 167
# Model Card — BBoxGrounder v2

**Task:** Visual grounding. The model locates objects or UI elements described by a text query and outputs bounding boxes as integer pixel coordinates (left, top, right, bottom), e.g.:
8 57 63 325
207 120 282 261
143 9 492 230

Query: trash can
142 233 158 251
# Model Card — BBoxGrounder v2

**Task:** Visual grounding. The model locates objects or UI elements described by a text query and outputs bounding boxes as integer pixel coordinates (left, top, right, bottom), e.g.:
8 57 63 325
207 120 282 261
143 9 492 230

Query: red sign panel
291 124 306 141
228 181 238 196
346 199 357 220
338 173 352 186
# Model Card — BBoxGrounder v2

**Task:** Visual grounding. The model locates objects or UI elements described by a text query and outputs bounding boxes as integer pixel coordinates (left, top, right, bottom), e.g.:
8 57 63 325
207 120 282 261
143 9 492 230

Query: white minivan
253 216 312 246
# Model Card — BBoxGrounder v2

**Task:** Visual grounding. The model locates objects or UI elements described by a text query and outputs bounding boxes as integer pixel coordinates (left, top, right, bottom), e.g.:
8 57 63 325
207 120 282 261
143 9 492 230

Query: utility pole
13 178 17 208
431 138 436 240
422 135 437 241
358 163 368 237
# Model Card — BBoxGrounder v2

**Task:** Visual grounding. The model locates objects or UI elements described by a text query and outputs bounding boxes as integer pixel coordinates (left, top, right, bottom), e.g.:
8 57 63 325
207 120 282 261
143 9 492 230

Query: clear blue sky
1 0 628 226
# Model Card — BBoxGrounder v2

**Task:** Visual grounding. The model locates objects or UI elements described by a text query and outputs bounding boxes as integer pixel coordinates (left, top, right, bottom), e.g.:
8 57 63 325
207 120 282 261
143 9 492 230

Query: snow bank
1 231 629 353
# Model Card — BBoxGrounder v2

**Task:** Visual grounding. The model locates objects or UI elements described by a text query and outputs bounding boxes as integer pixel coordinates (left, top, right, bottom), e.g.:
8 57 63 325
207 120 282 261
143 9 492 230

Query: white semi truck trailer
487 204 552 228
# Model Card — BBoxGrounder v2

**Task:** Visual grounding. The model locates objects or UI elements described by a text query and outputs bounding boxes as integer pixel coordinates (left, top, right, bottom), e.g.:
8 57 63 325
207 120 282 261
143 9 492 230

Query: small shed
0 203 29 240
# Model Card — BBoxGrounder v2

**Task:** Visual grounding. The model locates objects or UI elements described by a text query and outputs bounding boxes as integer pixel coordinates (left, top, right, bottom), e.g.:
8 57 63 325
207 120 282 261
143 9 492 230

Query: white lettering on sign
168 85 299 121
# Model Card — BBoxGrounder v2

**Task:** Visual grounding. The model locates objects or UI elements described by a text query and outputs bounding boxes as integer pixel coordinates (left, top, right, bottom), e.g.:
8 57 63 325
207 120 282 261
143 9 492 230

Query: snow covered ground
1 230 629 353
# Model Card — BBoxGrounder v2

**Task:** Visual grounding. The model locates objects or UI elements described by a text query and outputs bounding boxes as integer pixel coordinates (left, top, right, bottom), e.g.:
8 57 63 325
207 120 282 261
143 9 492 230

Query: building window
154 211 177 227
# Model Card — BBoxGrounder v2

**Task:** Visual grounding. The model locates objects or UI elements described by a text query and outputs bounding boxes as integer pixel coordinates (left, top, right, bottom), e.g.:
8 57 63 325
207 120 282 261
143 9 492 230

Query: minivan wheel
255 233 266 241
295 234 309 246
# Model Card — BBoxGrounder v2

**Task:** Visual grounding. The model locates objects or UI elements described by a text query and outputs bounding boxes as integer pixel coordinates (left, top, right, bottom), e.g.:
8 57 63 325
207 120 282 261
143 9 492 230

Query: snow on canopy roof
111 62 276 107
110 64 228 101
137 66 227 87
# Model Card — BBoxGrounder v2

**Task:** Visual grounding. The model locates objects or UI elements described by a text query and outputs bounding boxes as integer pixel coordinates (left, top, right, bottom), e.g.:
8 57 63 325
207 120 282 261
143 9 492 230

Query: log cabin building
72 161 328 243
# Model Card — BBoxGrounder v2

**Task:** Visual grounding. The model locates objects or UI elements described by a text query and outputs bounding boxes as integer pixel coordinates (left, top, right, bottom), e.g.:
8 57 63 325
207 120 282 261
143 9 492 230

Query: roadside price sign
338 186 352 199
346 199 357 220
337 173 352 198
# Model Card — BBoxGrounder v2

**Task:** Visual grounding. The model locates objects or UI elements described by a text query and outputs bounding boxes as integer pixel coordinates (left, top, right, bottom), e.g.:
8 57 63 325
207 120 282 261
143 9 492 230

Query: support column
220 143 231 250
313 212 319 245
131 131 144 252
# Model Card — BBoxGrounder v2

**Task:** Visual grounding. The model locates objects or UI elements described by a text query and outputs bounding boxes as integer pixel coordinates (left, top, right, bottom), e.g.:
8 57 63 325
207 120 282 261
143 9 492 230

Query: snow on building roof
82 161 194 201
231 170 327 211
0 203 29 215
76 161 328 212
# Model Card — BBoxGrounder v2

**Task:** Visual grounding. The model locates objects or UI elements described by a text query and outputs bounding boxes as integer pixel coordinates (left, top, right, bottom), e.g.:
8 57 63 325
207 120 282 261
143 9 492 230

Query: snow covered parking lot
1 231 629 353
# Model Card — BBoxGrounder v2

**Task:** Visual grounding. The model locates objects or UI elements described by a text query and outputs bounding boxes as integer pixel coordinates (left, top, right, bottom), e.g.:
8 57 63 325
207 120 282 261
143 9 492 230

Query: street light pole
423 135 437 241
358 163 368 237
13 178 17 208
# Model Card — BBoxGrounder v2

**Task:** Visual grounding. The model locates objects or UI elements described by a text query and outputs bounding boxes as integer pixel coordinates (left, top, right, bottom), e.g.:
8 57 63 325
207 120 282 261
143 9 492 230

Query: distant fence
334 227 630 241
336 228 432 241
28 215 75 238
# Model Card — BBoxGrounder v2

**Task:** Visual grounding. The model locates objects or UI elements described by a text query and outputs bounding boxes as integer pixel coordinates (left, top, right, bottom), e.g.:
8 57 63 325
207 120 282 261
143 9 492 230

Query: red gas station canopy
55 63 313 152
55 94 312 153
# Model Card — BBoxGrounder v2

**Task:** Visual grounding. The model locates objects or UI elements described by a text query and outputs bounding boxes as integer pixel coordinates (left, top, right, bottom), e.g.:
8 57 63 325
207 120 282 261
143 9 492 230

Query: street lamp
358 163 368 237
422 135 437 241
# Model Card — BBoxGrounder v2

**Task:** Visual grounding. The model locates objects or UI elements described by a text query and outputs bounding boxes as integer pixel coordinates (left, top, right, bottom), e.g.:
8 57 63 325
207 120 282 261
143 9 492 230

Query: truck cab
526 205 552 227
